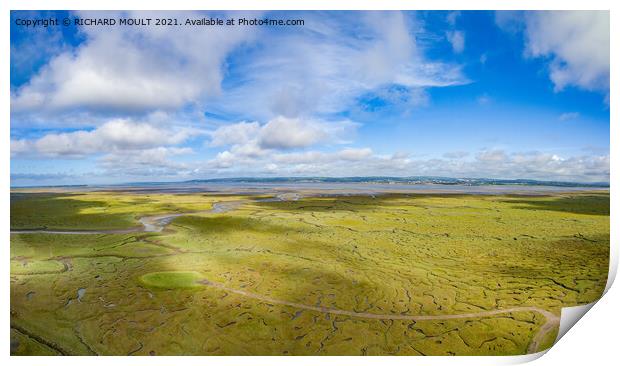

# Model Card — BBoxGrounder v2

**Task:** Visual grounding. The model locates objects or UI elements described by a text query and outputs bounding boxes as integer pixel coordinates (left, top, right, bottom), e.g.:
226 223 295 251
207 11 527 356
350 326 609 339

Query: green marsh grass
10 191 609 355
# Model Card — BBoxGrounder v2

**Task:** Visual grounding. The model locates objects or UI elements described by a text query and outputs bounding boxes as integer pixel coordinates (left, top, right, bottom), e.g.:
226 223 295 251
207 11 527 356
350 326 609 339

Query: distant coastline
184 176 609 188
10 176 609 190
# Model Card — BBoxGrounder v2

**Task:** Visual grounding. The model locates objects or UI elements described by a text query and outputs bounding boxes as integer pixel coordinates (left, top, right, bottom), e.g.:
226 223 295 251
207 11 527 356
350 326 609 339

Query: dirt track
11 195 561 354
199 279 559 354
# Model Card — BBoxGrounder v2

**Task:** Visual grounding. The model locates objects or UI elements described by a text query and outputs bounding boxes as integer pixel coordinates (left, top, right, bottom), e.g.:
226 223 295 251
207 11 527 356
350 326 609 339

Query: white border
2 1 617 366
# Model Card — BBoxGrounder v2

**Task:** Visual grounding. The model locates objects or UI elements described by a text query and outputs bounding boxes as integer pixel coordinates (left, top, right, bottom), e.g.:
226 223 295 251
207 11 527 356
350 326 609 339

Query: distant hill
13 176 609 189
183 176 609 188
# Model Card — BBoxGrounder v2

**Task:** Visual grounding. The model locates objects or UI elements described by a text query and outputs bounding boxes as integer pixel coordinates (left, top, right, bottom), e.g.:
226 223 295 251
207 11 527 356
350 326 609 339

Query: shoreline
10 182 610 196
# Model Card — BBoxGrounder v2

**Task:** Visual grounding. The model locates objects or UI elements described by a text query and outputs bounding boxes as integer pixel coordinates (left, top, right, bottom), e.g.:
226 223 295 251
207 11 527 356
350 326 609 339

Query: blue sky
10 10 610 186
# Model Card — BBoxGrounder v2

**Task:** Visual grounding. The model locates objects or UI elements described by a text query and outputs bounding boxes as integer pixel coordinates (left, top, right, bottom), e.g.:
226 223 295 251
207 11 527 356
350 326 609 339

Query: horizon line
9 175 611 189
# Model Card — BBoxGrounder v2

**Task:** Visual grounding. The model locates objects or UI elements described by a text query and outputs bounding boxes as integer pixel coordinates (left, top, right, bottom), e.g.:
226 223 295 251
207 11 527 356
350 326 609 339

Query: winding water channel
10 191 559 353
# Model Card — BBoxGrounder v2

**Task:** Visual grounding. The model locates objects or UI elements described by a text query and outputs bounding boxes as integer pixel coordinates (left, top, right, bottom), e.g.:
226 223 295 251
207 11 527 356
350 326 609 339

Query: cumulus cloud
476 149 508 162
259 118 329 149
196 145 609 183
98 147 194 177
208 116 357 156
446 31 465 53
11 119 199 180
12 133 611 183
11 11 468 127
208 122 260 147
525 11 609 92
202 116 361 174
474 151 609 182
259 117 355 149
497 11 609 93
11 10 258 116
11 118 200 158
207 11 469 122
337 147 374 161
272 148 373 165
10 11 609 186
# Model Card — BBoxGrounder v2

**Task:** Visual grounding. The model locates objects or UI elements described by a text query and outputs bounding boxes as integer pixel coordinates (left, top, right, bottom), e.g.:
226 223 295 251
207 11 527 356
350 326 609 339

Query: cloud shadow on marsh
503 194 609 216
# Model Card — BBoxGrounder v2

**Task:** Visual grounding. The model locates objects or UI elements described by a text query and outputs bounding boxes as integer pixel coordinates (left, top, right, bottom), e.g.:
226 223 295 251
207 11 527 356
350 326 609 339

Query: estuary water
97 182 607 196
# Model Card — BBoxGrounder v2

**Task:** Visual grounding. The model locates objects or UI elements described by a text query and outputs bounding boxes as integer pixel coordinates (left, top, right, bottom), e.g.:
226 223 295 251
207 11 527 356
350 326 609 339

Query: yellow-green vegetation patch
10 328 62 356
10 260 66 275
10 191 249 231
10 193 136 230
9 190 609 355
139 271 204 289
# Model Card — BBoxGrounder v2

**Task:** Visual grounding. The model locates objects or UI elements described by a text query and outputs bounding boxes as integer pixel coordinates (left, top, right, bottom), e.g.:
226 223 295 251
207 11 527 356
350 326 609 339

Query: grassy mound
139 271 204 289
10 191 609 355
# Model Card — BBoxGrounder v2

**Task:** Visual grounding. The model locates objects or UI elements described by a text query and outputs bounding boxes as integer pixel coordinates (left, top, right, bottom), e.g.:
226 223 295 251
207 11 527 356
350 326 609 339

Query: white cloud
476 149 508 163
10 11 609 185
272 151 329 165
259 117 327 149
99 147 194 176
446 31 465 53
11 118 200 158
11 10 258 115
12 10 469 134
11 18 68 82
207 11 469 122
494 11 525 34
209 122 260 147
337 147 373 161
503 11 610 93
10 140 31 156
202 116 361 174
259 117 355 149
207 116 358 158
197 145 609 183
272 148 372 165
357 12 417 86
471 151 609 182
